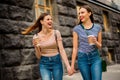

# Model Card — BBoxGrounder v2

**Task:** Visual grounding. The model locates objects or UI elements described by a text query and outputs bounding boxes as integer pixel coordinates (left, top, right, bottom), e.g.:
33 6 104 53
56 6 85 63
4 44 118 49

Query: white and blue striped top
73 23 102 53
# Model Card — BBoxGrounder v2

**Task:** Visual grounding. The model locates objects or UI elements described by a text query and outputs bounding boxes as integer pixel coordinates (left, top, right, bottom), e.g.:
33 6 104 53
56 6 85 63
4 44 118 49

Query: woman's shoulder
73 24 82 32
94 23 101 27
94 23 102 31
33 32 40 39
33 34 38 39
54 30 61 34
74 24 81 29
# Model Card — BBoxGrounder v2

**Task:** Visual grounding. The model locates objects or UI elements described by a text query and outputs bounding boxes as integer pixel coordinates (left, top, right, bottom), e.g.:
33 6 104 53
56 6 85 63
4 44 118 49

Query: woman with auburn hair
22 13 72 80
71 5 102 80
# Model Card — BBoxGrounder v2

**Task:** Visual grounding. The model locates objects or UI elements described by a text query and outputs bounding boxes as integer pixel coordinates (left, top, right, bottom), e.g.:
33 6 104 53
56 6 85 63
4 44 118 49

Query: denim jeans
39 53 63 80
78 49 102 80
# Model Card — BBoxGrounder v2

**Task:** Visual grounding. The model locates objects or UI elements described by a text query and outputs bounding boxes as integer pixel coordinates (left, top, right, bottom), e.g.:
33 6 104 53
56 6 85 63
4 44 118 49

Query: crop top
33 30 62 55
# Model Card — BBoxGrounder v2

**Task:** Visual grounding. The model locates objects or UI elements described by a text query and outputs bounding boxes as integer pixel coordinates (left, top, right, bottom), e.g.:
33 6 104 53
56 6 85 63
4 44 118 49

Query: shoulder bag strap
54 30 60 53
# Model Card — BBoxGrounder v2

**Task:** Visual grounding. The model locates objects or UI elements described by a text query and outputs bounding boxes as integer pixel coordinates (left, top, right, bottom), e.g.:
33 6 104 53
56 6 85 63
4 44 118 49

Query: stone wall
0 0 40 80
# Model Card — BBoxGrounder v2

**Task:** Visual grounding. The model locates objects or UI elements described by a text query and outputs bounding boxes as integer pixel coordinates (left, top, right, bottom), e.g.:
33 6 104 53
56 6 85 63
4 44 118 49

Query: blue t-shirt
73 23 102 53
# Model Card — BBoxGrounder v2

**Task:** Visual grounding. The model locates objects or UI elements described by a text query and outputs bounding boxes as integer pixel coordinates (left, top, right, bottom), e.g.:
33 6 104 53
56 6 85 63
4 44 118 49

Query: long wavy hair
21 13 49 34
78 5 94 24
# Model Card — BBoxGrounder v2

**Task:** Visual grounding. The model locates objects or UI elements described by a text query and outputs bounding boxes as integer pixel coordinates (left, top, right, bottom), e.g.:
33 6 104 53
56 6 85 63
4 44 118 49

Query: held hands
67 65 77 76
71 66 77 75
66 65 73 76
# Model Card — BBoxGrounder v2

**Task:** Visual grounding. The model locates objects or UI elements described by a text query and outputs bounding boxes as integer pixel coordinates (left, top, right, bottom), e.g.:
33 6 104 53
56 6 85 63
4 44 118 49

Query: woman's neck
82 19 93 29
40 27 52 35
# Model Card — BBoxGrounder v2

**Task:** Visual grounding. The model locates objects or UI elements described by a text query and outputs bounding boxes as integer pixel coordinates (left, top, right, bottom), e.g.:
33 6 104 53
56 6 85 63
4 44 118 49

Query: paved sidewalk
63 72 82 80
63 64 120 80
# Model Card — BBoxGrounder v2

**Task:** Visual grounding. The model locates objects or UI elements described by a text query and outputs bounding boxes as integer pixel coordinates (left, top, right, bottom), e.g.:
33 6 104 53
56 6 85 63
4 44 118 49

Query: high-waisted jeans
78 49 102 80
39 53 63 80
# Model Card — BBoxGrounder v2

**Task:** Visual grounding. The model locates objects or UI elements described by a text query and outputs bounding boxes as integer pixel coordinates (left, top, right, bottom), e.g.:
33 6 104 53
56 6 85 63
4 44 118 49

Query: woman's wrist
71 64 74 69
95 41 102 48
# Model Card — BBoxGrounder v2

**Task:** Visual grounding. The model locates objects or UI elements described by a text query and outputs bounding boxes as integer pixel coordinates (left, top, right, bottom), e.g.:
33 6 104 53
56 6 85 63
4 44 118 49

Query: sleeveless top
33 30 62 55
73 23 102 53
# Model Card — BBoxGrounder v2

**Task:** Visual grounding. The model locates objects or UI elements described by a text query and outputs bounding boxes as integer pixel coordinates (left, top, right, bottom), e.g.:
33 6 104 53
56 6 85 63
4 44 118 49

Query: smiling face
79 7 91 23
41 15 53 29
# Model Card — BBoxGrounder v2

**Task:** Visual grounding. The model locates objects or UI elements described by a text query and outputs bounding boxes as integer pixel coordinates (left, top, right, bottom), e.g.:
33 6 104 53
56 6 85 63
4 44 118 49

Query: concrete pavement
63 64 120 80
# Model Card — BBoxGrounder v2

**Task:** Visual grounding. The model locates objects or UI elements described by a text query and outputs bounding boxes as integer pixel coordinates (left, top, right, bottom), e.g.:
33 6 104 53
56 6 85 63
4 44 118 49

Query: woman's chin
81 20 85 23
49 27 53 29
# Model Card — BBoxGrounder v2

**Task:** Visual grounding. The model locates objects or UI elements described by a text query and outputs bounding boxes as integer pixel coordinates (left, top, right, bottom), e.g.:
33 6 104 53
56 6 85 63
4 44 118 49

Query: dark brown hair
78 5 94 24
21 13 49 34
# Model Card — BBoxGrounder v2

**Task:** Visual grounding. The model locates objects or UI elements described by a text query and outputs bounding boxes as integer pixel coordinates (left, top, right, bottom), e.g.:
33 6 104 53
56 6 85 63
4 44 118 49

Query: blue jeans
77 49 102 80
39 54 63 80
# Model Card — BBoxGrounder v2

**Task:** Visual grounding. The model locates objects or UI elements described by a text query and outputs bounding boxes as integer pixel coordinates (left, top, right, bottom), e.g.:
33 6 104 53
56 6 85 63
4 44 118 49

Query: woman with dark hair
22 13 72 80
71 5 102 80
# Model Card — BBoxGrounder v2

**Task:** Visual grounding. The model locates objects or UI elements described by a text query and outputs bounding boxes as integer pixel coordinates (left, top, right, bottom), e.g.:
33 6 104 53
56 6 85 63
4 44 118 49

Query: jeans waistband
41 53 60 60
79 49 99 55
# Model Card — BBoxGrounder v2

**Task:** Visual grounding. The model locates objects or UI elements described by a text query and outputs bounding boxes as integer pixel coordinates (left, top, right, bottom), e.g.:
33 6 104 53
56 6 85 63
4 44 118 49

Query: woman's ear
89 12 92 16
40 20 43 24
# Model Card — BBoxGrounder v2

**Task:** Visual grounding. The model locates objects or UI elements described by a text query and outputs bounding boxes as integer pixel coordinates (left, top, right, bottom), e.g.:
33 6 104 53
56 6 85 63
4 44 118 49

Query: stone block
114 47 120 54
58 15 66 26
31 64 40 79
101 47 108 56
102 32 107 39
65 48 72 60
58 16 76 27
63 37 72 47
65 17 76 27
111 27 117 33
106 40 114 47
54 24 72 36
0 19 20 34
8 6 26 21
1 34 24 48
0 19 33 34
0 0 17 5
0 4 9 18
1 49 21 67
13 65 33 80
57 4 68 15
68 7 77 18
92 6 102 15
62 0 76 8
102 39 107 47
113 33 119 40
25 9 34 22
0 35 3 48
114 41 119 47
0 0 34 9
111 13 119 20
93 14 103 24
22 35 33 48
19 21 34 33
16 0 34 9
20 49 37 65
56 0 63 4
102 32 113 39
0 67 14 80
58 15 76 27
0 4 34 21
